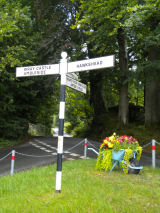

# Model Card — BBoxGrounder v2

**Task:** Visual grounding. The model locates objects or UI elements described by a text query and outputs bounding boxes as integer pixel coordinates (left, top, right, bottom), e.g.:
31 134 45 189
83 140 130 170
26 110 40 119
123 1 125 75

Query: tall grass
0 159 159 213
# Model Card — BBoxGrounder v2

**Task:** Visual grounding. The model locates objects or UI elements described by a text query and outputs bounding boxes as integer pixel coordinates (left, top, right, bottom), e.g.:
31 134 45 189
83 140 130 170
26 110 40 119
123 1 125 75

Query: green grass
0 159 160 213
0 138 22 149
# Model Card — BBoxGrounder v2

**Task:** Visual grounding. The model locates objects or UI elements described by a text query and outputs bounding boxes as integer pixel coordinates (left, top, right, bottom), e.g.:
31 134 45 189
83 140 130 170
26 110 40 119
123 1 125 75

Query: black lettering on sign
76 59 104 69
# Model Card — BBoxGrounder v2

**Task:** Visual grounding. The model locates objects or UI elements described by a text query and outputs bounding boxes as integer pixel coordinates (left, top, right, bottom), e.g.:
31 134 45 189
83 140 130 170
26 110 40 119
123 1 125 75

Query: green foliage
96 133 143 174
121 149 133 174
65 87 93 136
96 147 104 170
113 140 139 151
96 147 112 172
136 146 143 161
125 0 160 48
0 138 21 148
1 0 160 139
128 80 144 107
0 0 43 138
96 146 142 174
101 149 113 171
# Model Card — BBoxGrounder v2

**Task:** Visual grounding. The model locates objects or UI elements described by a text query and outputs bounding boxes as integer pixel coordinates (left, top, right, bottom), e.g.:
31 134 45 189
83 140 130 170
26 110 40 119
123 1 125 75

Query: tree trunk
87 44 106 128
145 46 160 126
117 28 129 126
89 71 106 124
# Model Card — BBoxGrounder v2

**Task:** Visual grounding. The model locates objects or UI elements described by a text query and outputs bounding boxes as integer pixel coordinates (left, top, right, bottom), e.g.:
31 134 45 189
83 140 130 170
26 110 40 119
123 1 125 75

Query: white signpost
68 55 114 73
16 52 114 193
16 55 114 77
66 75 87 94
16 64 59 77
66 73 78 80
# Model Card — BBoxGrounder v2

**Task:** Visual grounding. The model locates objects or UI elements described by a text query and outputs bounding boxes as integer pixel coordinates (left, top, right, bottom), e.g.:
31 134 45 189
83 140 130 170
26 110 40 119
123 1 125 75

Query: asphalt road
0 136 99 176
0 136 159 177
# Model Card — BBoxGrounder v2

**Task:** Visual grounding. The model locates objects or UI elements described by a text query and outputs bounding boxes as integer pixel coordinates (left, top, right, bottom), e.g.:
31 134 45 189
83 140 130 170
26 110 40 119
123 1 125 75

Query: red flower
103 139 108 145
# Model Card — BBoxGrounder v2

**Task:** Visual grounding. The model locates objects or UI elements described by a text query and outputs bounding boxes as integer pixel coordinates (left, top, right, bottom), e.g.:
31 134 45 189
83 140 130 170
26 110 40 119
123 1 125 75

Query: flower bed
96 133 143 174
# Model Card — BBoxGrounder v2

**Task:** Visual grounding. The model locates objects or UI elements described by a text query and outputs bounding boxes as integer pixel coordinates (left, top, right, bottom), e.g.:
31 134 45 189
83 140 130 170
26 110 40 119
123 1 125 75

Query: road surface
0 136 159 176
0 136 99 176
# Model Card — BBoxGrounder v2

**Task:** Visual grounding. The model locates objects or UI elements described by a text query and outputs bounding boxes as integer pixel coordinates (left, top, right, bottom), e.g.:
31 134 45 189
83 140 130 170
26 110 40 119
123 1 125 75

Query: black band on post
58 119 64 136
60 85 66 102
57 154 62 171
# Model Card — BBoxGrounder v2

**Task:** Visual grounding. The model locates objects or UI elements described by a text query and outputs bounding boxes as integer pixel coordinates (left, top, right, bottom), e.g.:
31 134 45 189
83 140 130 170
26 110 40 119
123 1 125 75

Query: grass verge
0 138 22 149
0 159 159 213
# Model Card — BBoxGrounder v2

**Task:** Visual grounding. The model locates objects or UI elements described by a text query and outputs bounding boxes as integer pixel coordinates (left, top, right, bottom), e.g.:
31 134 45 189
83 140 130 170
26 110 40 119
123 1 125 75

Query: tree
125 0 160 125
71 0 142 126
0 0 47 138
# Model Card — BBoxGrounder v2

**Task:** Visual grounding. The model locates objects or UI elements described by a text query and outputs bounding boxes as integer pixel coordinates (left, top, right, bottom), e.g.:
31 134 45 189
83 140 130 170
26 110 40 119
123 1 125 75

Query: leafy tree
125 0 160 125
0 0 47 138
65 87 93 136
71 0 142 126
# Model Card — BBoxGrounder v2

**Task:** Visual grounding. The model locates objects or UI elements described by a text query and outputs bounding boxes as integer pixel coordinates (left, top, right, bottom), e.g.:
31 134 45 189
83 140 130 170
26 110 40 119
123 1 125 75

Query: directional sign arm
16 64 59 77
67 55 114 73
66 76 87 94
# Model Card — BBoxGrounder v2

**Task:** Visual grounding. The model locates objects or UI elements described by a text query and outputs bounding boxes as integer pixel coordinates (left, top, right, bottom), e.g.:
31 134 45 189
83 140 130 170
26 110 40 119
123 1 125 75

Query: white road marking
79 156 90 159
52 153 57 156
29 142 53 153
70 153 81 157
34 139 57 150
30 139 84 160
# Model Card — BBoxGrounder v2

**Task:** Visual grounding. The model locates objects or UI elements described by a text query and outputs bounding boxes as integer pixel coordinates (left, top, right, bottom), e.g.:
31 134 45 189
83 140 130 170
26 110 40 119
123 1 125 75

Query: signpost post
16 52 114 193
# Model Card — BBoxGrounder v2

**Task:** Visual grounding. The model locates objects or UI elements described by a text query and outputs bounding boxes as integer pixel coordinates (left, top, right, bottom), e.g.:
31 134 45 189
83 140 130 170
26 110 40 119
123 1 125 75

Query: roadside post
16 52 114 193
152 139 156 168
11 150 15 176
84 138 88 159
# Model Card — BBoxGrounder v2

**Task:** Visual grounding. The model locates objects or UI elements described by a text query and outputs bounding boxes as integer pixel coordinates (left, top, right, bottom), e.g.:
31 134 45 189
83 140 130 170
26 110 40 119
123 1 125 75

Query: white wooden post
152 139 156 168
84 138 88 159
55 52 67 193
16 53 115 193
11 150 15 176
